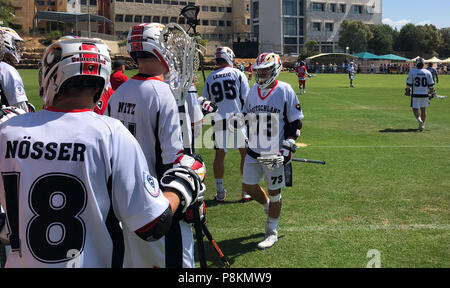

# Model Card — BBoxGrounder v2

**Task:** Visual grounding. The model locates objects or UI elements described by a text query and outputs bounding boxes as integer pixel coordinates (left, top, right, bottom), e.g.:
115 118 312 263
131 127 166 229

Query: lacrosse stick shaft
292 158 326 165
201 220 231 268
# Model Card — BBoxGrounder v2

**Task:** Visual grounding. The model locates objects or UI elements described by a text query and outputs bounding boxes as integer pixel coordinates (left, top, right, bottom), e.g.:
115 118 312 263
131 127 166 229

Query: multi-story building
110 0 251 55
251 0 382 55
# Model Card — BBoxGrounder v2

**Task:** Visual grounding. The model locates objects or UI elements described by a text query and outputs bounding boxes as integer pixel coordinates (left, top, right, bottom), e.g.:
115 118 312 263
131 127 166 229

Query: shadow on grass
199 232 266 268
379 128 418 133
204 199 247 208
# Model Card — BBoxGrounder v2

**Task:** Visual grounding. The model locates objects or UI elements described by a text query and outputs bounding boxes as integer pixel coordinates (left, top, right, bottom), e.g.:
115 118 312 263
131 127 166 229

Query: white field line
305 145 450 149
306 90 450 131
211 224 450 234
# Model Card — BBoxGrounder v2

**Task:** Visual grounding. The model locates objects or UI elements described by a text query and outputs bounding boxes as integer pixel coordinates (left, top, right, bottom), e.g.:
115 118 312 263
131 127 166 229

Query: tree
0 0 15 27
437 28 450 58
367 24 396 54
338 20 373 53
299 40 319 60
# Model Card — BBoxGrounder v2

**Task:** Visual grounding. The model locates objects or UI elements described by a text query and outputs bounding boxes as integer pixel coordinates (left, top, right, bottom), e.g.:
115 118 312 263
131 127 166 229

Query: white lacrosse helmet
39 37 111 107
416 57 425 67
215 47 235 66
127 23 169 71
0 27 24 64
253 52 282 89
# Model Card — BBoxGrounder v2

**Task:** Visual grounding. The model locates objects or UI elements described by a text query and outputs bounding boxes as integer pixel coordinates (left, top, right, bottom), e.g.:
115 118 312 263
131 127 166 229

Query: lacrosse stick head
160 23 197 106
257 155 284 170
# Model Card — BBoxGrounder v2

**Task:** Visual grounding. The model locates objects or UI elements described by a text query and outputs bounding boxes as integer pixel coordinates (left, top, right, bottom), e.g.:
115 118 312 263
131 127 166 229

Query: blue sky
382 0 450 29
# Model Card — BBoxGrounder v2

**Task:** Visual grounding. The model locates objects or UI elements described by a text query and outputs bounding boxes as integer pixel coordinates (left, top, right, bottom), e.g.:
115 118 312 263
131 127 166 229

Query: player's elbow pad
134 205 173 242
285 119 302 139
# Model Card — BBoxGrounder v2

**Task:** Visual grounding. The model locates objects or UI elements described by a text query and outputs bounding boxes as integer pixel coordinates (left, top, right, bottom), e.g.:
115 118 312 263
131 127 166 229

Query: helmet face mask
39 38 111 107
215 47 235 67
416 57 425 68
253 53 282 89
0 27 24 64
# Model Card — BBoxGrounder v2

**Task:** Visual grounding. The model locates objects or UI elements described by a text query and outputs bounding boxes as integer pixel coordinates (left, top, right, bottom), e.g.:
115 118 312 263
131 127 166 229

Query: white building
251 0 382 55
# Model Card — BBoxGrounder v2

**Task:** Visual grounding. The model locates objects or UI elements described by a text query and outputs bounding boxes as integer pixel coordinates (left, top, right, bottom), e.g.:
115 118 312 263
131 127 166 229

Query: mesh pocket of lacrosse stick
160 23 198 106
257 155 284 170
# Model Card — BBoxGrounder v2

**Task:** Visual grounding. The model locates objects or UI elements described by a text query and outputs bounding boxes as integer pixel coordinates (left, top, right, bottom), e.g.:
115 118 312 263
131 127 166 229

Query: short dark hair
215 58 227 66
113 60 124 70
56 76 105 103
130 51 157 63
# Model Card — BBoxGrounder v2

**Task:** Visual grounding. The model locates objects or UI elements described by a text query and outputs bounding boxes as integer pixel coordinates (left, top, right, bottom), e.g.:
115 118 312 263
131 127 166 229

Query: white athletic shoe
215 189 226 203
257 231 278 249
418 120 424 131
241 192 252 203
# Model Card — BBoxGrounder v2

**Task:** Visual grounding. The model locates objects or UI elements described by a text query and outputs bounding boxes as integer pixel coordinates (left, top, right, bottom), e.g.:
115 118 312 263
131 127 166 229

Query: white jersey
244 80 303 161
202 67 249 121
182 85 203 150
0 108 169 268
407 68 435 97
0 62 28 107
107 75 183 179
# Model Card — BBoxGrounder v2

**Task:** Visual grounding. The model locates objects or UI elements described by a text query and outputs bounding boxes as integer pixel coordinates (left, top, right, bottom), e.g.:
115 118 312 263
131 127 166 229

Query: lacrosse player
347 61 356 87
406 57 435 131
0 37 205 267
107 23 202 268
295 60 310 95
202 47 251 202
242 52 303 249
0 27 34 113
426 62 439 85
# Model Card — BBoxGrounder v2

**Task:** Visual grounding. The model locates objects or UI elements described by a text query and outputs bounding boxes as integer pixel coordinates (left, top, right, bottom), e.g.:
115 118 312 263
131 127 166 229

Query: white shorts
411 97 430 109
213 118 247 152
242 154 285 190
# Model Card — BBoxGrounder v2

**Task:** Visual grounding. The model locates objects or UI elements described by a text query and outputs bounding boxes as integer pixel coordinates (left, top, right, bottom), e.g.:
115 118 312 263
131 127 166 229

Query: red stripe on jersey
257 80 278 100
45 107 92 113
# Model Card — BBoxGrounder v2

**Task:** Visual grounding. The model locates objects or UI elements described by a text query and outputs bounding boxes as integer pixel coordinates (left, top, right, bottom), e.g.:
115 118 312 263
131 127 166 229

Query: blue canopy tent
377 54 410 61
352 52 380 59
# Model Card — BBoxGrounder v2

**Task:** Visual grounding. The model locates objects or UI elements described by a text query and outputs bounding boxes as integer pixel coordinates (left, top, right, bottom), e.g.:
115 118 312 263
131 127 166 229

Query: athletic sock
263 199 270 215
417 117 422 123
266 217 279 235
215 179 224 192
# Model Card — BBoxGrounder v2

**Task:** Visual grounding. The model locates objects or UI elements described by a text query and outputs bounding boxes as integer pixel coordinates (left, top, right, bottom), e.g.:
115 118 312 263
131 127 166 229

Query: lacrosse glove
0 105 26 125
198 97 218 115
278 139 297 165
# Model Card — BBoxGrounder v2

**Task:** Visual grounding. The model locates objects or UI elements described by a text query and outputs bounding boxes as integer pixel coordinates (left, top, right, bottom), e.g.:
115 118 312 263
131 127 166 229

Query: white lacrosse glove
428 87 437 100
0 105 26 125
160 166 206 213
198 97 218 115
278 139 297 165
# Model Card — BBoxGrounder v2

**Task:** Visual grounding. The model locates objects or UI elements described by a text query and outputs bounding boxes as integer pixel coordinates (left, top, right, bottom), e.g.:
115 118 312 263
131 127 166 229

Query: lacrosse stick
257 155 326 170
201 220 231 268
434 95 447 100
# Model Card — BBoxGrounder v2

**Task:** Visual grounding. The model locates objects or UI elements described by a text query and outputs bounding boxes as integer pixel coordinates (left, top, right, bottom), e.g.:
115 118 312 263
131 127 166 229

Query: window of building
210 20 217 26
203 34 209 40
143 16 151 22
219 7 225 12
210 34 218 40
47 1 56 6
283 0 297 16
125 15 133 22
154 0 161 4
178 17 185 24
202 20 208 26
202 6 208 11
284 37 297 45
188 2 195 6
299 0 304 16
227 7 232 13
89 0 96 4
252 1 259 18
170 17 177 23
284 45 298 54
283 18 297 35
115 14 124 22
339 4 346 13
144 0 152 3
180 1 187 5
153 16 160 22
329 3 336 12
312 22 321 31
299 18 304 35
134 15 142 22
116 0 124 2
219 20 224 26
210 6 217 12
353 5 363 14
36 1 45 5
227 21 232 26
325 23 333 31
135 0 143 3
161 16 169 23
125 0 133 2
312 2 324 12
171 1 179 5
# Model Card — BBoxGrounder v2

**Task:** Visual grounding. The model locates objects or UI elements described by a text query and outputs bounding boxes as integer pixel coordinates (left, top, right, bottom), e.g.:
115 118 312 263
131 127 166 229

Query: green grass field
19 69 450 268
